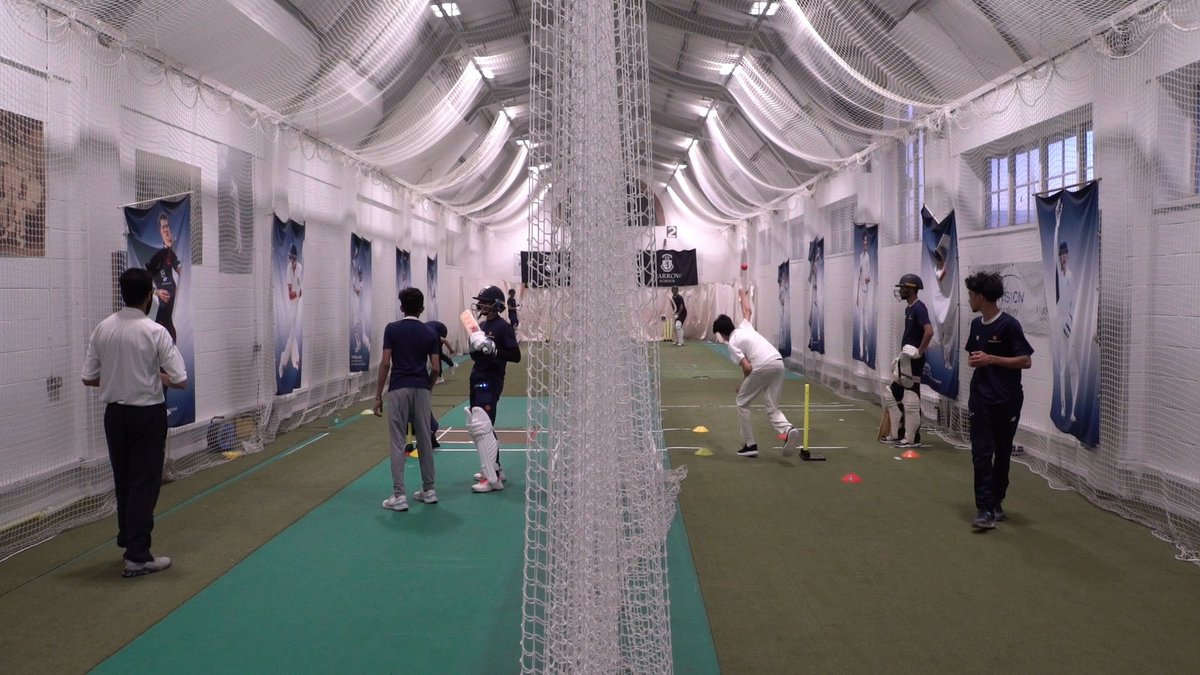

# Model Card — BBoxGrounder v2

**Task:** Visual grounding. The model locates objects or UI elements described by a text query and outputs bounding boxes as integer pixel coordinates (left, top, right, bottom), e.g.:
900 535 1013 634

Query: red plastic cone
900 449 921 459
840 473 862 484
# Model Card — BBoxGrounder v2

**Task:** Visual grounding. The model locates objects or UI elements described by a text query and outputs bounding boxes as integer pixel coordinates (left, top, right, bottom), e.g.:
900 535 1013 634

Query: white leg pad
884 398 902 438
902 390 921 443
467 406 500 484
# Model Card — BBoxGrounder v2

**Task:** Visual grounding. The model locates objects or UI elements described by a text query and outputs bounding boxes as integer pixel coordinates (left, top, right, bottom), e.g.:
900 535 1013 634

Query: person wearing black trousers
426 320 456 382
82 268 188 577
964 271 1033 530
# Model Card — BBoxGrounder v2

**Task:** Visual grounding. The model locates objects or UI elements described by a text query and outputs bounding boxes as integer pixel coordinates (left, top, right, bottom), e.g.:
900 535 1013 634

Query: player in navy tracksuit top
964 271 1033 530
466 285 521 492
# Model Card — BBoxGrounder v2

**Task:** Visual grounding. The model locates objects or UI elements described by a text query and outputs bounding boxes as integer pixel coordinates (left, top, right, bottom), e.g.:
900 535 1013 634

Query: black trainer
993 505 1007 522
972 510 996 530
736 444 759 458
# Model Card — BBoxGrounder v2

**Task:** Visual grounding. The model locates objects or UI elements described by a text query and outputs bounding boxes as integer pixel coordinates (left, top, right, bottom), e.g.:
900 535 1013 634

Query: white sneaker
473 468 507 483
414 489 438 504
435 377 445 384
381 495 409 511
781 427 802 458
472 478 504 493
122 555 172 578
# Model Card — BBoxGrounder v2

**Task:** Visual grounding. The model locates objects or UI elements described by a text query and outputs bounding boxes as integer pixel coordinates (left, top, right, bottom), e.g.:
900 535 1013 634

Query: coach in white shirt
713 287 821 461
82 267 187 578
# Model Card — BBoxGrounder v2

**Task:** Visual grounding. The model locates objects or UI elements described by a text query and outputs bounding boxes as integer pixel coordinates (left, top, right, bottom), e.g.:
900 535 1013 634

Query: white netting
521 0 683 672
2 0 1200 587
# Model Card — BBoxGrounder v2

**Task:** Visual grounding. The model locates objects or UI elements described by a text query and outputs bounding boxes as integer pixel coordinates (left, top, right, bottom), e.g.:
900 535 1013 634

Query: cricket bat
878 407 891 441
460 309 481 335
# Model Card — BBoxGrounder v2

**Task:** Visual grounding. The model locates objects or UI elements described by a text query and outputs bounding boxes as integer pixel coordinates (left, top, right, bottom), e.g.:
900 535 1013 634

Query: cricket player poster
396 248 411 320
274 215 305 395
427 255 439 322
350 234 372 373
852 223 878 369
920 208 960 399
777 260 791 358
126 196 195 426
1038 181 1100 447
807 237 825 354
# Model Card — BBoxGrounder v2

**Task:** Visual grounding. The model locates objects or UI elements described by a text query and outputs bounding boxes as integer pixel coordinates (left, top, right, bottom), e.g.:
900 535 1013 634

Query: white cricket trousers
735 358 791 446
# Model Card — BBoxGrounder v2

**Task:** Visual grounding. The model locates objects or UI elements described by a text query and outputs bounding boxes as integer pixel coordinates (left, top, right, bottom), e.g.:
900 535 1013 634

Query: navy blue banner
426 255 438 322
395 248 411 320
640 249 699 287
1038 181 1101 447
807 238 824 354
350 234 372 373
777 260 791 357
920 208 960 399
521 251 571 288
852 224 878 369
274 215 304 395
126 196 195 427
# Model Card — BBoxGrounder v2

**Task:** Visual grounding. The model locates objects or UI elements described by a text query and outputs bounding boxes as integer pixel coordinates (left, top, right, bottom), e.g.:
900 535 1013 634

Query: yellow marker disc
694 447 713 456
692 425 709 433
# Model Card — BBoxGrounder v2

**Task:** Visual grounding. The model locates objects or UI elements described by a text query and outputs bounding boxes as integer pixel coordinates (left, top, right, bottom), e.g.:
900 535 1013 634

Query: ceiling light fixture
718 62 738 76
430 3 461 18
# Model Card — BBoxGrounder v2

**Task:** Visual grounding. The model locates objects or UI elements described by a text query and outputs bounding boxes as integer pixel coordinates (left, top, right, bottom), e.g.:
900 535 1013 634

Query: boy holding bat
461 285 522 492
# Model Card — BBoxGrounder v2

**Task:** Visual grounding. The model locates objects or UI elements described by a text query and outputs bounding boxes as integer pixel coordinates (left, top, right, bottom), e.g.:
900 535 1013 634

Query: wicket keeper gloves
468 330 496 356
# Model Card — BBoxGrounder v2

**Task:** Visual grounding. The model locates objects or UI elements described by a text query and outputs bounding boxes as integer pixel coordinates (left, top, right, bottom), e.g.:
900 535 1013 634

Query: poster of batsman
919 208 960 398
1038 181 1101 447
274 216 305 395
852 224 878 369
350 234 372 373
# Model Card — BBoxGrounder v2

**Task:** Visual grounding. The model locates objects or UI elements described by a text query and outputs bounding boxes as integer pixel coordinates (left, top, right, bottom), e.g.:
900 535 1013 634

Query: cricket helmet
473 285 506 314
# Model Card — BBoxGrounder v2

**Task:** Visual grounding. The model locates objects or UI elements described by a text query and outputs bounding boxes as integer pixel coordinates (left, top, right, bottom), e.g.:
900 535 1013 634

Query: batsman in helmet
462 285 522 492
882 273 933 448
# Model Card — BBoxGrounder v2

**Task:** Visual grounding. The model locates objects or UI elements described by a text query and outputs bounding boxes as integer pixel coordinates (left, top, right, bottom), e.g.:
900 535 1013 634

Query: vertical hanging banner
807 238 825 354
852 224 878 369
350 234 372 373
920 208 960 399
395 248 411 320
126 197 195 426
274 216 304 395
426 255 439 322
777 260 791 357
1038 181 1101 447
216 145 253 274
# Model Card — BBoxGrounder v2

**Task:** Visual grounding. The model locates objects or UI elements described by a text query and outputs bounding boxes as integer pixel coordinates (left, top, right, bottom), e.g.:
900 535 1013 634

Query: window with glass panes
985 125 1094 228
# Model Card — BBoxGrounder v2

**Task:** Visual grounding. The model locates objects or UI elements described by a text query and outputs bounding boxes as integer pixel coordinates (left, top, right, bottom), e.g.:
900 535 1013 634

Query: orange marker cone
840 473 862 484
900 449 921 459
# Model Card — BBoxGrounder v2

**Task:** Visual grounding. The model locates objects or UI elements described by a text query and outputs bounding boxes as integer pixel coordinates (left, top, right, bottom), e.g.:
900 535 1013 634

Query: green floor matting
661 344 1200 674
93 400 718 674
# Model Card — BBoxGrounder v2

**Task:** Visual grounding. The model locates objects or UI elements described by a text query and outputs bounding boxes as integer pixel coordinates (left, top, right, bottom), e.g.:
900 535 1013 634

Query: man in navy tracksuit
964 271 1033 530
